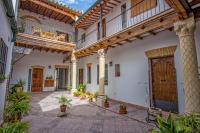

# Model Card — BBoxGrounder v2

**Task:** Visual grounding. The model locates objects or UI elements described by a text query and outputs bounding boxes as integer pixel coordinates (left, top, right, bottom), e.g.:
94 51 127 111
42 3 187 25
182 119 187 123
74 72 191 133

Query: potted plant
0 74 6 83
15 79 26 93
77 84 86 92
4 91 30 123
56 96 72 112
104 97 109 108
88 94 94 102
80 92 86 100
119 104 127 114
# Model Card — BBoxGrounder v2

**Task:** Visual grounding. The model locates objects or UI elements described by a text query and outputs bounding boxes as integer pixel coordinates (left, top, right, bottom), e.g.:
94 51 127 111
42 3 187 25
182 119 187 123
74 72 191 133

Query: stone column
71 50 77 93
174 17 200 113
97 49 106 106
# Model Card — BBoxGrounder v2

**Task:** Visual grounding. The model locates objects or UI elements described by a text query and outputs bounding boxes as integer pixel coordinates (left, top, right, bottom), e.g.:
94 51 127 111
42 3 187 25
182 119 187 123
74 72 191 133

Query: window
97 64 108 85
81 33 86 43
0 38 8 77
131 0 157 17
121 4 127 29
115 64 120 77
87 64 91 84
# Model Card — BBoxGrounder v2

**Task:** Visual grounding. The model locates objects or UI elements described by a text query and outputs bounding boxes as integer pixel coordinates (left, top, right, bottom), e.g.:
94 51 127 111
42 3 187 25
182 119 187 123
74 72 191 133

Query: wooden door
79 69 84 84
151 57 178 112
32 68 43 92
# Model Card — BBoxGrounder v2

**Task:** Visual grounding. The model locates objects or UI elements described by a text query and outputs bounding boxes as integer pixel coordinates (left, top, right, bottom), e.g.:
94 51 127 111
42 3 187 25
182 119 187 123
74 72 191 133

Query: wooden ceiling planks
20 0 82 24
16 33 75 53
75 9 180 58
74 0 121 29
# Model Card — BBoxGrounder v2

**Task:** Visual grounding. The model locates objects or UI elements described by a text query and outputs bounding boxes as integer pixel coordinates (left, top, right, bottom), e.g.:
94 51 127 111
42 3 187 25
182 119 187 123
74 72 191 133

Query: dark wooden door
32 68 43 92
79 69 84 84
151 57 178 112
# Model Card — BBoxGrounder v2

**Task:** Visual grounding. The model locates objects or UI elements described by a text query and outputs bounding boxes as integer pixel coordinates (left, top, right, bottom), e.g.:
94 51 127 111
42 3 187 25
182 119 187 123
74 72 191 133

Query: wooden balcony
16 33 75 54
74 0 196 58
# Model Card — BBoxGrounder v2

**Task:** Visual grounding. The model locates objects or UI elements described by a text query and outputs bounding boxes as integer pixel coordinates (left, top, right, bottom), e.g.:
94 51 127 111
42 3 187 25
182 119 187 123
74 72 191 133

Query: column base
71 89 77 94
96 95 106 107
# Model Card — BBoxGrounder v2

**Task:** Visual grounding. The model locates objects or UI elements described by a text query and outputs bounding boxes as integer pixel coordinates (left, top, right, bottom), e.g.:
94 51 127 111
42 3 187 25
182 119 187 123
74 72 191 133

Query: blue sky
57 0 97 13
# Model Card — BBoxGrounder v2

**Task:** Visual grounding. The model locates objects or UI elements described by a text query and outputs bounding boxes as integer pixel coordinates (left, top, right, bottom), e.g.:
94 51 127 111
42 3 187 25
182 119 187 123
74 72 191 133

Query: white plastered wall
11 51 70 92
77 24 200 114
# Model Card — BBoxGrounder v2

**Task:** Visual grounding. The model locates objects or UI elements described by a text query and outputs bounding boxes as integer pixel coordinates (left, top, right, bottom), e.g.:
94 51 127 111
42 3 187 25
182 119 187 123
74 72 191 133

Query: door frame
31 66 44 92
145 46 178 112
55 65 69 90
149 56 178 109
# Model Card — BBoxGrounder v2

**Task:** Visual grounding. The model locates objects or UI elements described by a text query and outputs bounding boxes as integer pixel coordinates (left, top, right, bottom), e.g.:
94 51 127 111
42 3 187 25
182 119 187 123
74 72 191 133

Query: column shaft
174 17 200 113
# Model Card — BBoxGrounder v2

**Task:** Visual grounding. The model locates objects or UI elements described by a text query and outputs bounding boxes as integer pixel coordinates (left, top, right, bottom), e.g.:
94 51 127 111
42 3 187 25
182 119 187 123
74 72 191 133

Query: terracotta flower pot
60 105 67 112
104 101 109 108
119 105 127 114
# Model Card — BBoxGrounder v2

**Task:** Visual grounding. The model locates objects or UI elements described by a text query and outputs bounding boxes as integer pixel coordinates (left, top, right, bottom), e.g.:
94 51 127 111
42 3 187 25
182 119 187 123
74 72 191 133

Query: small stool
146 107 162 123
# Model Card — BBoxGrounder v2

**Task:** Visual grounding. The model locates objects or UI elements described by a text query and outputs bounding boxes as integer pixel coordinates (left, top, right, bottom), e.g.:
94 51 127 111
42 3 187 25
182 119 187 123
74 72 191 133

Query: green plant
0 74 6 82
56 96 72 107
4 101 30 122
66 85 72 92
46 75 53 80
79 92 86 100
152 114 200 133
77 84 86 92
7 92 30 103
73 91 81 97
4 92 30 122
88 95 94 102
0 122 28 133
176 114 200 132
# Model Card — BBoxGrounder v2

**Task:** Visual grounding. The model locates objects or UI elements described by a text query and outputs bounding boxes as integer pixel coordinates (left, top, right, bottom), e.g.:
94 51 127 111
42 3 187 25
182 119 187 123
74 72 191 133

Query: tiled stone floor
23 91 155 133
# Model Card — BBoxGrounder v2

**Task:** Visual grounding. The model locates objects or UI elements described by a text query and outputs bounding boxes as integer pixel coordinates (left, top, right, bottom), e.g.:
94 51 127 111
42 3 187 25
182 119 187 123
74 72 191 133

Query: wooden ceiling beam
165 0 189 19
28 0 76 20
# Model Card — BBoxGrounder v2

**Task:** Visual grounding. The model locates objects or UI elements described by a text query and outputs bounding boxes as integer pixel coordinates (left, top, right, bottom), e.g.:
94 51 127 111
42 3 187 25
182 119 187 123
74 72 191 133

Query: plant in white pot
15 80 26 93
56 96 72 112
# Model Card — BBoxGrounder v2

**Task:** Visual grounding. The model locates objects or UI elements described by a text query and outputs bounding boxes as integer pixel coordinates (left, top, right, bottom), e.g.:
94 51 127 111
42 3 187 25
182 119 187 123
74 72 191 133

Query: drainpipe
2 0 17 42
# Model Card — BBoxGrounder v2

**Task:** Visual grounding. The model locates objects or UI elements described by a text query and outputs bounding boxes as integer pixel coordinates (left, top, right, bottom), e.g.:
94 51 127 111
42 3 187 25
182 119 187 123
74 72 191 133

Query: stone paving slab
23 91 154 133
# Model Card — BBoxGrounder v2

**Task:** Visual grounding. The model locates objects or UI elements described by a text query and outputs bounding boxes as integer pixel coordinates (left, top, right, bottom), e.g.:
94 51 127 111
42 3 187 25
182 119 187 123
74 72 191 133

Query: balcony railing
17 18 75 43
76 0 170 49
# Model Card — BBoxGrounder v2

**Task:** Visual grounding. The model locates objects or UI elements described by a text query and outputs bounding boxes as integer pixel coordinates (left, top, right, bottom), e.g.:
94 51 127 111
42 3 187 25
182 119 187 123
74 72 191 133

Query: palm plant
4 101 30 122
56 96 72 112
4 92 30 122
0 122 28 133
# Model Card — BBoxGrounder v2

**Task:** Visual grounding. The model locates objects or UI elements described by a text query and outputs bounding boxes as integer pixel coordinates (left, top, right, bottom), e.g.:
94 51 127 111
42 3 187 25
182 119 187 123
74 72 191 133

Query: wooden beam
165 0 188 19
28 0 76 20
149 31 156 35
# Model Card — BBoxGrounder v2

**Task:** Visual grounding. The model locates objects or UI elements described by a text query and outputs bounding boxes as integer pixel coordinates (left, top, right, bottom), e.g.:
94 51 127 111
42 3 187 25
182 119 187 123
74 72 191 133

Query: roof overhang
20 0 82 24
74 0 121 29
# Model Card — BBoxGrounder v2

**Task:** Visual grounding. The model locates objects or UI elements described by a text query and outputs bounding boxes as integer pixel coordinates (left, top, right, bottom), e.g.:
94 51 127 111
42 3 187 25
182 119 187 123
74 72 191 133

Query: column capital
71 49 77 63
174 17 196 37
98 49 106 58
